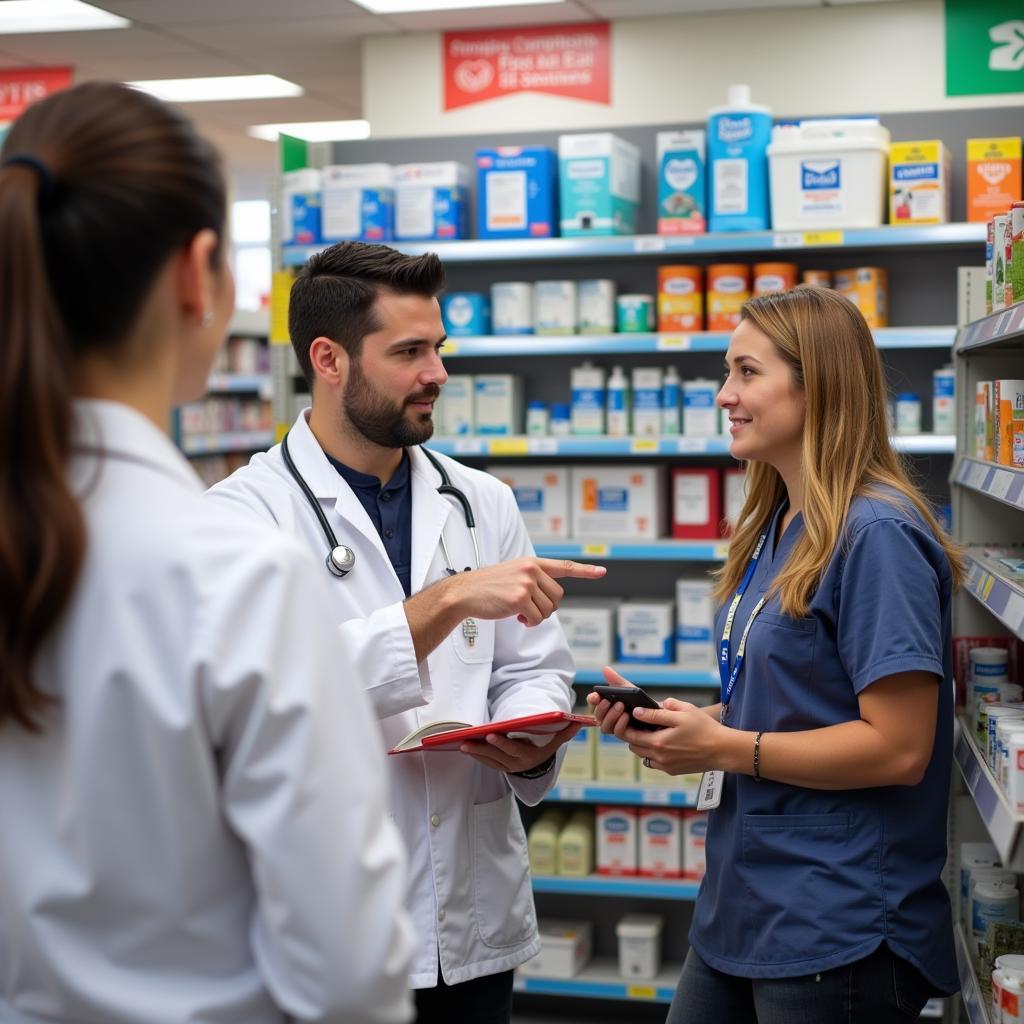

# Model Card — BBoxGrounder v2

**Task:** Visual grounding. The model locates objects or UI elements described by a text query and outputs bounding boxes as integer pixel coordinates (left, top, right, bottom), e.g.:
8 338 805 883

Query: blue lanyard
718 523 771 719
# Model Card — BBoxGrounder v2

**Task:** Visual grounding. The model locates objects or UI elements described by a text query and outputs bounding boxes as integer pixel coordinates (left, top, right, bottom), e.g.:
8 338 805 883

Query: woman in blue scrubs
590 286 964 1022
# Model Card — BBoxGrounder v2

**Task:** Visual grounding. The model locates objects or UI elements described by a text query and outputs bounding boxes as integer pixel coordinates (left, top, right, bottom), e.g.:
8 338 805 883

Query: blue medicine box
442 293 490 336
476 147 558 240
321 164 394 243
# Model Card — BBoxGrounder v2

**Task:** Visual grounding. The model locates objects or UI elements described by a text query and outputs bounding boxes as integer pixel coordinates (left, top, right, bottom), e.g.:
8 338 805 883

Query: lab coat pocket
470 792 535 948
740 813 856 959
451 617 496 665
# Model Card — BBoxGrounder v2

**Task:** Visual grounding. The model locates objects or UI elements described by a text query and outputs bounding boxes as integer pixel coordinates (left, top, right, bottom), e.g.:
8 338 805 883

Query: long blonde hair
713 286 964 616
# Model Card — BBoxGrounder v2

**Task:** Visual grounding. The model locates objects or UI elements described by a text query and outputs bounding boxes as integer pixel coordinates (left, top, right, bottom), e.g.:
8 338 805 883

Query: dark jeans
666 943 937 1024
414 967 514 1024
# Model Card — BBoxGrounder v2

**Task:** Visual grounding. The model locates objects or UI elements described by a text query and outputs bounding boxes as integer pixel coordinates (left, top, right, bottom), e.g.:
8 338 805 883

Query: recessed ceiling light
126 75 303 104
352 0 565 13
248 120 372 143
0 0 130 33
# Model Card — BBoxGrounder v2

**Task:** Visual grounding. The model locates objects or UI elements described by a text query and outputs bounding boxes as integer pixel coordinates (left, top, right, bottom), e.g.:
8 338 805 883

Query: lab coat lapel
409 447 454 595
289 410 393 568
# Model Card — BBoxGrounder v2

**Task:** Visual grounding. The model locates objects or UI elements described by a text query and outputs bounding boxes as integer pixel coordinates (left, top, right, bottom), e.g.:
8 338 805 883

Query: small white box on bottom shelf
616 913 663 979
519 919 593 978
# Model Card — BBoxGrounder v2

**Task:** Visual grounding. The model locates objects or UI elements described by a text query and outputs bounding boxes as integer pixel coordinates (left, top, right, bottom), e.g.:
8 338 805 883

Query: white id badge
696 770 724 810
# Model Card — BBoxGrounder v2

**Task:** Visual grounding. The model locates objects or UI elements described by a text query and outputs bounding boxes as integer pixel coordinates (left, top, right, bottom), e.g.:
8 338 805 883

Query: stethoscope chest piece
327 545 356 578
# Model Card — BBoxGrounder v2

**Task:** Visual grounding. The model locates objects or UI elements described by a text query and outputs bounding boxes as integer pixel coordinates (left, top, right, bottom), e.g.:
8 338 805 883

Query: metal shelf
205 373 272 396
957 300 1024 354
953 457 1024 513
179 430 274 457
535 539 727 561
954 921 990 1024
515 956 683 1004
963 550 1024 641
283 223 985 268
532 873 700 900
545 781 698 807
954 718 1024 870
442 327 955 358
573 665 719 687
428 434 954 457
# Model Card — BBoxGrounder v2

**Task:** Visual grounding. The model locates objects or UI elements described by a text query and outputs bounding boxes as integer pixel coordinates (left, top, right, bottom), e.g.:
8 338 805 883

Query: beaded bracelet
753 731 764 782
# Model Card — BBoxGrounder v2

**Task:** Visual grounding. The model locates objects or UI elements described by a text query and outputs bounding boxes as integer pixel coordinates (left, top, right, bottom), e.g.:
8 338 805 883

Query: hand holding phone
590 683 664 732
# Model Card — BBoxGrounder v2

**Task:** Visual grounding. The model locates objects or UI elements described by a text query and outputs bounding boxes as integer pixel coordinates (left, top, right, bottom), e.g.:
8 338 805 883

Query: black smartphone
590 684 664 732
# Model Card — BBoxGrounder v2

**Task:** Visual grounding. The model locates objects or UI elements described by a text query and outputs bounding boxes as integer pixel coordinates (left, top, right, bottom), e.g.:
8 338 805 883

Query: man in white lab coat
207 241 605 1023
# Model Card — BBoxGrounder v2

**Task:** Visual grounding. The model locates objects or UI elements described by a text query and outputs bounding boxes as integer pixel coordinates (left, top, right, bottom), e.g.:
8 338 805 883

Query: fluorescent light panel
0 0 130 33
248 120 371 143
352 0 565 13
127 75 303 103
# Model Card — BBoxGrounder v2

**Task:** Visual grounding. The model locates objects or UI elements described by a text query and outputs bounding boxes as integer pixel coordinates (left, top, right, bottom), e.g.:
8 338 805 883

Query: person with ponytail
0 82 413 1024
590 285 963 1022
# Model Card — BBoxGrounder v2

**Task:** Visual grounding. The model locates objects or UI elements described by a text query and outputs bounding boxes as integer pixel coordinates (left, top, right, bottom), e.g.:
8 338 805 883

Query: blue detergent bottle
707 84 772 232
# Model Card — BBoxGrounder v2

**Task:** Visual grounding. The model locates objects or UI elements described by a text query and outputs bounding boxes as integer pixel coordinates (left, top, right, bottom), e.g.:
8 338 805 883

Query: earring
200 311 214 328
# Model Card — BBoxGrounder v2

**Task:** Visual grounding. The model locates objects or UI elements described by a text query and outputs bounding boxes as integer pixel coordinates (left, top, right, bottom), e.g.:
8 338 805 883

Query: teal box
558 132 641 237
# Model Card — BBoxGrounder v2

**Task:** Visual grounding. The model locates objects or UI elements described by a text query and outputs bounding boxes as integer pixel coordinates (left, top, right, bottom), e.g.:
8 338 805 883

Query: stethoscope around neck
280 432 481 579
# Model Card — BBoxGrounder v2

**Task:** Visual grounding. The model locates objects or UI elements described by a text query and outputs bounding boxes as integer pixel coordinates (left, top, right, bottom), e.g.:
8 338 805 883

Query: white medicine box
570 465 666 541
435 375 474 436
597 805 639 875
557 598 618 668
474 374 522 435
675 579 716 671
618 599 675 664
487 466 569 540
519 918 593 979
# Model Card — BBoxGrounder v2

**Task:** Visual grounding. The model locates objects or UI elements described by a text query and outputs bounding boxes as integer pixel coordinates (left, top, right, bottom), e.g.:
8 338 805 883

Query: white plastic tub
768 119 890 230
616 913 663 979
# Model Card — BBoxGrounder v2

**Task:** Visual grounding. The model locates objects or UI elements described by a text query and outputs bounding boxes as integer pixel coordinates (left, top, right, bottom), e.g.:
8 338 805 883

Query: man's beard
343 359 438 449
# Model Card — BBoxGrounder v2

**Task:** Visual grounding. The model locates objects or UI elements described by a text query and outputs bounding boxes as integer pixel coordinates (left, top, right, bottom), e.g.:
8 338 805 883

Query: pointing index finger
536 557 607 580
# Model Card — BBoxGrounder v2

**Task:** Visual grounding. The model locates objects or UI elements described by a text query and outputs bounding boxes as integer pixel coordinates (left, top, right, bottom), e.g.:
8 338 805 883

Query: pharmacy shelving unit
950 301 1024 1024
273 116 988 1009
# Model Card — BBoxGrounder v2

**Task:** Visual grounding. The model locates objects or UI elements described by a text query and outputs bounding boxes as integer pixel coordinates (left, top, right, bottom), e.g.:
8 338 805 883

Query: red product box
672 467 721 539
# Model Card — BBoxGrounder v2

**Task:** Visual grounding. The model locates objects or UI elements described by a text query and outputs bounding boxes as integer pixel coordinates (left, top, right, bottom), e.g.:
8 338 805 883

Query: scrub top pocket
740 813 862 960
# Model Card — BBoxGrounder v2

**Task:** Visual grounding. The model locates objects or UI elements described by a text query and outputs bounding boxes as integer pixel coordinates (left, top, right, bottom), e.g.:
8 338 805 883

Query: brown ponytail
0 83 226 732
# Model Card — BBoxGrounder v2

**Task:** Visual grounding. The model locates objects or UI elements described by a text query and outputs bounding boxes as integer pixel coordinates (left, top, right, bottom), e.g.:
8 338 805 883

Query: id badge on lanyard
697 525 770 811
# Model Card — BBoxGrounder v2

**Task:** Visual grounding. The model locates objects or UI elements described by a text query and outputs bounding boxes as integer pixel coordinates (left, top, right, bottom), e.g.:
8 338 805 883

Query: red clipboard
388 711 595 754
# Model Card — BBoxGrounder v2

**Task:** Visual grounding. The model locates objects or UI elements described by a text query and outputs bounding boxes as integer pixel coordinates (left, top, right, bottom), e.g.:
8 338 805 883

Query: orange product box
995 379 1024 467
834 266 888 328
753 262 798 296
967 138 1022 223
671 467 721 539
706 264 750 332
657 264 703 332
802 269 832 288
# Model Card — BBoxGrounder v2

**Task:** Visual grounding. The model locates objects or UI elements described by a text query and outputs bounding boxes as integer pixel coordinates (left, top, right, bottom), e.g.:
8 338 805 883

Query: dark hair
289 241 445 386
0 82 226 733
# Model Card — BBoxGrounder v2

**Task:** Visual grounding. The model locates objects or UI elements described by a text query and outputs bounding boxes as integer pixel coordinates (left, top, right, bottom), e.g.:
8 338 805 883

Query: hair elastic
2 153 56 206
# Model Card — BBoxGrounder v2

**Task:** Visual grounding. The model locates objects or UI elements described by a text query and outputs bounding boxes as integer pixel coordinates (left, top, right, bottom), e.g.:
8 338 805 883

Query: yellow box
834 267 888 328
890 141 951 225
967 137 1022 223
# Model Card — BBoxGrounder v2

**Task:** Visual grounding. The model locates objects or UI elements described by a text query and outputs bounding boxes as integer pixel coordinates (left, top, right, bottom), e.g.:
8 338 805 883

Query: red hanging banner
0 67 73 122
443 23 610 111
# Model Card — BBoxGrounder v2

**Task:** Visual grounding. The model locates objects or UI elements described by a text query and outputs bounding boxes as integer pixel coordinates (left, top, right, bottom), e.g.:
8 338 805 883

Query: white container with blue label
683 379 720 437
707 84 772 233
571 362 606 435
558 132 641 237
442 293 490 337
476 146 558 240
394 161 469 241
281 168 323 245
492 282 533 335
321 163 394 243
767 119 890 231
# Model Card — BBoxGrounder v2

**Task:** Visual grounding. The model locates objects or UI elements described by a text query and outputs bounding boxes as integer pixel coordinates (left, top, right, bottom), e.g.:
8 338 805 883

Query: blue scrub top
689 489 957 993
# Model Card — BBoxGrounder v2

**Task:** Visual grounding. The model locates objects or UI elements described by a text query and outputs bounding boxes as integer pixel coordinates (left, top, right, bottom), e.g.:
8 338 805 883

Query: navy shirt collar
326 449 410 494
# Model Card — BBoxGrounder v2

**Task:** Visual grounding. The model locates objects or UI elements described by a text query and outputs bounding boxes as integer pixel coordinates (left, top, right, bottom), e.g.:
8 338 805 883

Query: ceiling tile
583 0 818 14
71 52 252 81
90 0 385 26
0 25 194 62
157 14 386 49
386 2 595 32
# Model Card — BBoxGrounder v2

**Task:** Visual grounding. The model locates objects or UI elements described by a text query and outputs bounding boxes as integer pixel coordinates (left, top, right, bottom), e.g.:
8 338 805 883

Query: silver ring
643 757 652 769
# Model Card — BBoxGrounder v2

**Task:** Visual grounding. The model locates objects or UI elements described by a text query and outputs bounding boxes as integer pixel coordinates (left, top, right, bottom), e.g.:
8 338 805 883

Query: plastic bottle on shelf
606 365 630 436
895 392 922 435
550 403 571 437
707 83 773 233
526 400 549 436
662 365 682 435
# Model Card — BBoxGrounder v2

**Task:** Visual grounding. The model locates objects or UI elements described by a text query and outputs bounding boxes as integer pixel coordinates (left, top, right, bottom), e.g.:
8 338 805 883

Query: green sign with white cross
946 0 1024 96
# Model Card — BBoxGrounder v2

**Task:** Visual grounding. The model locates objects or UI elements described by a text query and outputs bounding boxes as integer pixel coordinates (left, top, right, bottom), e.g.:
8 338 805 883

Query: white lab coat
0 400 413 1024
206 409 575 988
